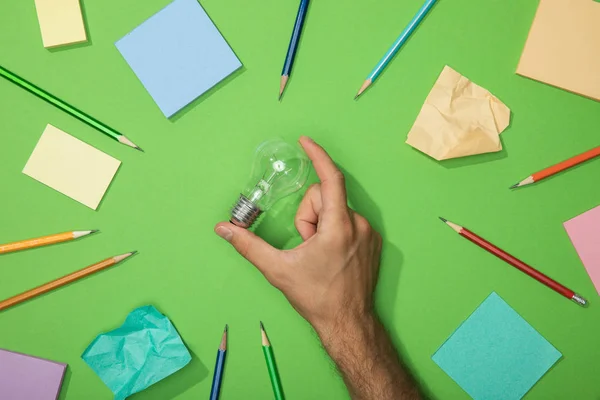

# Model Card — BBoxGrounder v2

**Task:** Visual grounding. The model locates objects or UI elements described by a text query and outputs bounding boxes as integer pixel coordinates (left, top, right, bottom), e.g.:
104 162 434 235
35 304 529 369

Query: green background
1 0 599 398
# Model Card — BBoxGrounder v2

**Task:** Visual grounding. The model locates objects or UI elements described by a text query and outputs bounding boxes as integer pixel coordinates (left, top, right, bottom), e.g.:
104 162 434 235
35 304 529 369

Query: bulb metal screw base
230 195 262 229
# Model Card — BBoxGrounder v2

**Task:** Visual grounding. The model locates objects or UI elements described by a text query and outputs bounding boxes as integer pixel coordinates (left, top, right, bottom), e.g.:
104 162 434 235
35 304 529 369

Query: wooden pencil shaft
0 231 74 254
367 0 437 81
0 65 122 141
263 345 285 400
534 145 600 182
209 350 226 400
0 256 117 311
461 228 574 299
281 0 310 77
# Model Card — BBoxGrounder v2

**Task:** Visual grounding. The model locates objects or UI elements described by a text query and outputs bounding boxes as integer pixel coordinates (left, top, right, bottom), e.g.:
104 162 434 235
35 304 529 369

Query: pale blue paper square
432 292 561 400
115 0 242 118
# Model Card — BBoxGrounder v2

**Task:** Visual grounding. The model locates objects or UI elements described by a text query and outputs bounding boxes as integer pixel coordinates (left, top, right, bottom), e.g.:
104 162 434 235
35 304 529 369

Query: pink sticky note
564 205 600 296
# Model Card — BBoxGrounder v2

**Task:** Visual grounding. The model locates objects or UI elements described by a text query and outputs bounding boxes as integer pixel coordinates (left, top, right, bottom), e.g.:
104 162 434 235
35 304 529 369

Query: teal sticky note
432 292 561 400
82 305 191 400
115 0 242 118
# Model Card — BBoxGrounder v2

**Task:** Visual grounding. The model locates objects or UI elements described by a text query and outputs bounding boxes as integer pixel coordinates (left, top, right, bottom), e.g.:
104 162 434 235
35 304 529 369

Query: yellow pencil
0 230 98 254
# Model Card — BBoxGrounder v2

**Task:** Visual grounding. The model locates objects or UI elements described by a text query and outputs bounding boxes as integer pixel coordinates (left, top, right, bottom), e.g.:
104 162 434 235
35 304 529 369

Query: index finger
299 136 347 210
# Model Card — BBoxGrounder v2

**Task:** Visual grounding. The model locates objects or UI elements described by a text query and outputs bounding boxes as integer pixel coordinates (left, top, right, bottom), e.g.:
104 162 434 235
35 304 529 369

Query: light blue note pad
432 292 561 400
115 0 242 118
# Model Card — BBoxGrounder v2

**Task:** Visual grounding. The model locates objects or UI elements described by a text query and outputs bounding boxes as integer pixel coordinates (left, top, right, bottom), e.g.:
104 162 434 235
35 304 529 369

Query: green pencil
261 322 285 400
0 65 142 152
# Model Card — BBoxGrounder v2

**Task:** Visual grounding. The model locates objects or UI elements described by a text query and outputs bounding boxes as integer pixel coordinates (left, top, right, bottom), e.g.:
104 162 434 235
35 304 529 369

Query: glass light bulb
231 138 310 228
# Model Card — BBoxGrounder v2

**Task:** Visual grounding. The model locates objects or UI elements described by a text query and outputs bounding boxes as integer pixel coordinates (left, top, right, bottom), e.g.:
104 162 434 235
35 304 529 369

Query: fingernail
216 226 233 242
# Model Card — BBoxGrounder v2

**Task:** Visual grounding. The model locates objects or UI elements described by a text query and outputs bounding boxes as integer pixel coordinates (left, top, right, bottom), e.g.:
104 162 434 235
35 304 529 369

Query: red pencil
511 145 600 188
440 218 587 307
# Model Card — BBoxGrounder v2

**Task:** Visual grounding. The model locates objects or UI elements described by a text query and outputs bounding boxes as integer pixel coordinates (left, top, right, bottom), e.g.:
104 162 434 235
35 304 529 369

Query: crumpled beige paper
406 66 511 161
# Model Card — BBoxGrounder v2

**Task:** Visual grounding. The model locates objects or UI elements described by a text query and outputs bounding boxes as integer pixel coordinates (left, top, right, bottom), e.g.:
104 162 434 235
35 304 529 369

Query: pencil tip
130 250 138 256
439 217 447 223
279 75 289 101
355 80 372 100
90 229 99 234
225 324 228 332
278 93 283 101
135 146 144 153
260 321 264 331
509 183 519 189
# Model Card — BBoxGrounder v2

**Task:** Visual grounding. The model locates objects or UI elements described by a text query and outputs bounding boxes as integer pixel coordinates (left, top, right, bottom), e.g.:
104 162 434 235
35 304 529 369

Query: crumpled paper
406 65 511 161
81 305 191 400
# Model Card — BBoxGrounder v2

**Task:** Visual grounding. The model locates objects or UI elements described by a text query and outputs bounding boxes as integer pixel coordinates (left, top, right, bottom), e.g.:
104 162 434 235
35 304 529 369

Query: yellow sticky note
517 0 600 102
23 124 120 210
406 66 511 161
34 0 87 48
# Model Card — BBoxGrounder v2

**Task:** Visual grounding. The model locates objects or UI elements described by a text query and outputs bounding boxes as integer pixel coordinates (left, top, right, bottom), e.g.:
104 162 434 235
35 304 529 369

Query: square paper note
23 124 121 210
116 0 242 118
34 0 87 48
432 292 561 400
516 0 600 101
565 205 600 295
0 348 67 400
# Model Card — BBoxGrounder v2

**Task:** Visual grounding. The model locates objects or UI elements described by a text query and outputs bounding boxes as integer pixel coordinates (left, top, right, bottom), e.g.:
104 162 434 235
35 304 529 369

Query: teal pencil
355 0 438 99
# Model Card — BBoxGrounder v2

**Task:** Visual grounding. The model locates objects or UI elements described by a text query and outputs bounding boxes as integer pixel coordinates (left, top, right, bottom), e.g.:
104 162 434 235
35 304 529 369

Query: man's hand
215 136 420 400
216 136 381 334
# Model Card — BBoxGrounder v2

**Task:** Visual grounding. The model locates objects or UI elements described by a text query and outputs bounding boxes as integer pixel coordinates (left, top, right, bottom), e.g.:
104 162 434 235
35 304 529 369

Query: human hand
214 136 382 336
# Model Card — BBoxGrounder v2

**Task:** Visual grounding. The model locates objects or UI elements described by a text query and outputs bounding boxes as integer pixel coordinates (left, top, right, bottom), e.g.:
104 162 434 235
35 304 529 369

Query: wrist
313 309 377 350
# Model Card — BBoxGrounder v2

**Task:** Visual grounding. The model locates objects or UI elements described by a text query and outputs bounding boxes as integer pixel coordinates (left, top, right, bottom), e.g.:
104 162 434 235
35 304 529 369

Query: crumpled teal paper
81 305 191 399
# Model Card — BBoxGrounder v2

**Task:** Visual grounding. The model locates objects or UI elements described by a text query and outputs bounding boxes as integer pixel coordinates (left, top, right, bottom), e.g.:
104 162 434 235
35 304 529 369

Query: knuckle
307 183 321 193
334 217 355 244
332 170 346 183
355 215 372 234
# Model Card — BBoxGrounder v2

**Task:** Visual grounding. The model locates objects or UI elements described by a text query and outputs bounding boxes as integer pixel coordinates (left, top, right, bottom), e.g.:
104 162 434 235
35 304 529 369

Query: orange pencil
0 251 136 312
511 145 600 188
0 230 98 254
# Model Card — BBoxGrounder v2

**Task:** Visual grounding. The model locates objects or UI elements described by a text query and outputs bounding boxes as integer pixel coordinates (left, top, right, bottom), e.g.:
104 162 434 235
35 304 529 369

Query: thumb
214 222 281 280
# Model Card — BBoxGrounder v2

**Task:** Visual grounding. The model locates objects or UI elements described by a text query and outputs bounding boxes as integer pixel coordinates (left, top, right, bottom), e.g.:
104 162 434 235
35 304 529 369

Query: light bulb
231 138 310 228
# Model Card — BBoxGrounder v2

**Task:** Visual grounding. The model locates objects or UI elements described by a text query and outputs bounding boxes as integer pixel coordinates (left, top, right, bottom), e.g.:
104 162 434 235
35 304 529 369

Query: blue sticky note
432 292 561 400
115 0 242 118
82 305 192 400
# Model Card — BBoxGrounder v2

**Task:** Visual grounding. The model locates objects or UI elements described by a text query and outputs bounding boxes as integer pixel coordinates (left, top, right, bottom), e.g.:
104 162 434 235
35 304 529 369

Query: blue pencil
209 325 228 400
279 0 310 100
355 0 438 99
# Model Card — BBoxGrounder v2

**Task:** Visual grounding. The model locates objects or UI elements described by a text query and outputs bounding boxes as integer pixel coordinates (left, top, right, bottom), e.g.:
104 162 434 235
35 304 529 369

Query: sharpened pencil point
131 250 138 256
135 146 144 153
509 183 519 189
90 229 99 234
260 321 265 331
225 324 228 332
118 135 142 151
279 76 289 101
439 217 447 223
355 79 372 100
